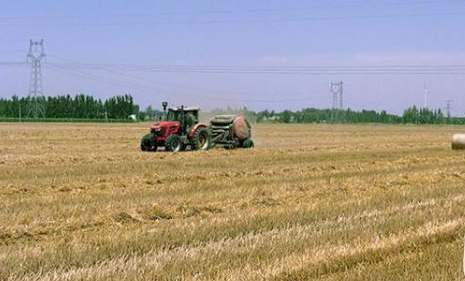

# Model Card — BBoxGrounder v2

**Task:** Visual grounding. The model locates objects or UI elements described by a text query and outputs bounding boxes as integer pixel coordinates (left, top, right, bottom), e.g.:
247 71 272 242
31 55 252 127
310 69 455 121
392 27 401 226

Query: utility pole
26 39 46 118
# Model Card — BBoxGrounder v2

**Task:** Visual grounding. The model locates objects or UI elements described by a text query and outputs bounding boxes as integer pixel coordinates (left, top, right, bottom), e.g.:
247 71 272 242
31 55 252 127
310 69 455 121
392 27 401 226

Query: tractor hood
150 121 180 130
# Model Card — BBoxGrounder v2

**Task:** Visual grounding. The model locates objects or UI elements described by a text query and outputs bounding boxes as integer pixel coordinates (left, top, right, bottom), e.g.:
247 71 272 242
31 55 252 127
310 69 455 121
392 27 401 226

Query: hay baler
209 115 254 149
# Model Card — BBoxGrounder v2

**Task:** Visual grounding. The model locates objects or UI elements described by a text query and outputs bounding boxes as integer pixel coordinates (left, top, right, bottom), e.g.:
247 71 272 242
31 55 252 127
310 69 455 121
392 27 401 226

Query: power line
11 52 465 107
0 50 25 54
46 62 465 75
47 61 465 69
46 64 320 103
0 0 462 21
46 65 162 93
0 61 28 66
45 54 326 104
1 11 464 28
46 54 165 93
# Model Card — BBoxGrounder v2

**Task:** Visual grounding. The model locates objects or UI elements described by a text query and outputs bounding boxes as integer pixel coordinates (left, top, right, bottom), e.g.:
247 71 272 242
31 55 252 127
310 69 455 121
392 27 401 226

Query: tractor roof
168 106 201 112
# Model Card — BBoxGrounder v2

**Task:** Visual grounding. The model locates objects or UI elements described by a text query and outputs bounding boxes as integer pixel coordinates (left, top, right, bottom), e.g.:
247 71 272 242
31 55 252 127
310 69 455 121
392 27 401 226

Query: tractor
140 102 211 152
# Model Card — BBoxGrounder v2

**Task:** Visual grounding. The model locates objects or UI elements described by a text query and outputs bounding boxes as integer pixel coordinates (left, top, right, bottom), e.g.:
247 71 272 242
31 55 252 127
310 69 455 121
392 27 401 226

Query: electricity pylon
26 39 46 118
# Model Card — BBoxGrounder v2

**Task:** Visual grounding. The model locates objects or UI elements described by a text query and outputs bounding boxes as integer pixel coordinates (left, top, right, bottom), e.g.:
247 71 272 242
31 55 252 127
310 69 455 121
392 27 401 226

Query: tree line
0 94 135 120
150 105 465 125
1 93 464 125
255 106 465 125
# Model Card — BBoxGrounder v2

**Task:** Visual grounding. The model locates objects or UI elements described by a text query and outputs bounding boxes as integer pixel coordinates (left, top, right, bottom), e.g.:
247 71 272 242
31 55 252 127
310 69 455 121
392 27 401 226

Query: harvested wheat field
1 123 465 280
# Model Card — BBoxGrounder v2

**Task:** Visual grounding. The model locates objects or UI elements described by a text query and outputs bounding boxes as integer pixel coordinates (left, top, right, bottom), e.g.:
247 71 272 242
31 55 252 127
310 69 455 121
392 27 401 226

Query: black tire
141 141 157 152
242 138 254 149
190 128 211 150
165 134 184 152
141 134 157 152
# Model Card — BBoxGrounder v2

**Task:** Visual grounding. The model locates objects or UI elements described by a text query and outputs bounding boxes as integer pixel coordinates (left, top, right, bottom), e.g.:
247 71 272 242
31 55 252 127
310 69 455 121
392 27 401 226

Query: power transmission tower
26 39 46 118
330 81 344 122
330 81 343 109
339 81 343 109
445 99 453 119
330 82 338 110
331 83 338 110
423 80 430 109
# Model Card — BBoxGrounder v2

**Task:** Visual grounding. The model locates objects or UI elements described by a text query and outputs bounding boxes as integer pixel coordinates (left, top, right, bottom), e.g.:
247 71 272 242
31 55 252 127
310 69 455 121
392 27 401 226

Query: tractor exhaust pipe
162 102 168 120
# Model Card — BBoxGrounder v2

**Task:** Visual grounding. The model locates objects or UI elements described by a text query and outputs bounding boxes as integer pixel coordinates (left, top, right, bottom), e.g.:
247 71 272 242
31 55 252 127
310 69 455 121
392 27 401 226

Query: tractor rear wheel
190 128 211 150
165 134 184 152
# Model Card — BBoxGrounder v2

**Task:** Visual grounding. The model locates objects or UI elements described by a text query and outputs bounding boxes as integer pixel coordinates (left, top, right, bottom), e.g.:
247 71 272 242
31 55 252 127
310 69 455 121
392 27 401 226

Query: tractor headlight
154 128 162 132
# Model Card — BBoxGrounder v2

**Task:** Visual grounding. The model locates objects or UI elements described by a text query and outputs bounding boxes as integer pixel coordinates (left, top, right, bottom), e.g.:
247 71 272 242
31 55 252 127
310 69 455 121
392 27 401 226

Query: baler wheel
190 128 211 150
166 134 184 152
242 138 254 149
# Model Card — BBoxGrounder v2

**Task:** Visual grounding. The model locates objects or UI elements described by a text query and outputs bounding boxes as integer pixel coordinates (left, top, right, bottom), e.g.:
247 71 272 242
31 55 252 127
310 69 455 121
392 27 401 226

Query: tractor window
186 112 198 127
192 111 199 121
166 111 180 122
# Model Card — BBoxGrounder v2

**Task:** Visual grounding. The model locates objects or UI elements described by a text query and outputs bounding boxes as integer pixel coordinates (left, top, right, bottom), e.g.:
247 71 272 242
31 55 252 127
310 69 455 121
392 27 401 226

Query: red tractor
140 102 211 152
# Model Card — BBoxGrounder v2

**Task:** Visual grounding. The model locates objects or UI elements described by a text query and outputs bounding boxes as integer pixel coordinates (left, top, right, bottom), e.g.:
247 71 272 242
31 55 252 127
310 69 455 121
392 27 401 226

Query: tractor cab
166 106 200 131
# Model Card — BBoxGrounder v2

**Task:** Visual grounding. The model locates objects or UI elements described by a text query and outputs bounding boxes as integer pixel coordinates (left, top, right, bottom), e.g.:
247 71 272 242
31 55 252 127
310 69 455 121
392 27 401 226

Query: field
1 122 465 280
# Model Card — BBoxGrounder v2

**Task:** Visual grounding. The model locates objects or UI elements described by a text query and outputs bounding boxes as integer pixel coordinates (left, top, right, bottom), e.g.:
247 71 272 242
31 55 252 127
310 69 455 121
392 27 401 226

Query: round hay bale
452 134 465 150
232 116 250 141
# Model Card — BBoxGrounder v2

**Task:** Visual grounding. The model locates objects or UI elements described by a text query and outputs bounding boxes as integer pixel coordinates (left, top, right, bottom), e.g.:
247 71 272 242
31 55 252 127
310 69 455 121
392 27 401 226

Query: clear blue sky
1 0 464 114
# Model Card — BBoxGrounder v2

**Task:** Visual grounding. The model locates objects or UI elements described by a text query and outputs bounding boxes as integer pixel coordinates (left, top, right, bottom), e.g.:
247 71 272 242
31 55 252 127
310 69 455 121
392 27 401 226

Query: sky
0 0 465 115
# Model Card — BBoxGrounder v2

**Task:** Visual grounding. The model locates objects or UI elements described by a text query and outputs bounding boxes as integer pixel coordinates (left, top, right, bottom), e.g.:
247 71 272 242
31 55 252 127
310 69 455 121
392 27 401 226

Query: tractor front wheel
141 141 157 152
165 134 184 152
141 134 157 152
190 128 211 150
